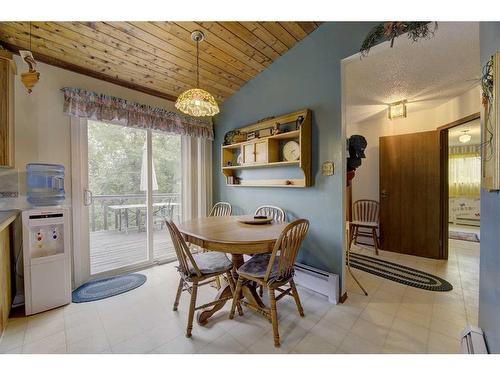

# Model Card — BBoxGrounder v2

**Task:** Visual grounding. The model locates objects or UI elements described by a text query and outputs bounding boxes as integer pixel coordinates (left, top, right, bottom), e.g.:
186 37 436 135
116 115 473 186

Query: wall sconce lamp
388 100 407 119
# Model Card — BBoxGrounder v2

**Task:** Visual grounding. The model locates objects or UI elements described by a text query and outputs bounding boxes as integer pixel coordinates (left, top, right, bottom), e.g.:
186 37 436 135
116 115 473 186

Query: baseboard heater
460 326 488 354
294 262 339 304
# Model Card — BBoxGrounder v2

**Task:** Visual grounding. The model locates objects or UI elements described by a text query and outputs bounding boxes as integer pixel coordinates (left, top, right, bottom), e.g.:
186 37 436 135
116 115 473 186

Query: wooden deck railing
90 193 180 232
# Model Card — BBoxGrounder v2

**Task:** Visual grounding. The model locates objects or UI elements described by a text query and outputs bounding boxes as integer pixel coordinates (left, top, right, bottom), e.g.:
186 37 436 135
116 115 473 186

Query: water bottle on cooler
26 163 65 206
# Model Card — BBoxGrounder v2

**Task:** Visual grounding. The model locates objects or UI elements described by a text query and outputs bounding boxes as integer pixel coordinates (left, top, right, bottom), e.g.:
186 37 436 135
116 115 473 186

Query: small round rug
72 273 147 303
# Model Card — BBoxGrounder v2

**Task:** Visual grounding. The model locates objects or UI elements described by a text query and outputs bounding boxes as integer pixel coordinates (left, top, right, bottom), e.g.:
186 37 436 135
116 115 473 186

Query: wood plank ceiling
0 22 321 103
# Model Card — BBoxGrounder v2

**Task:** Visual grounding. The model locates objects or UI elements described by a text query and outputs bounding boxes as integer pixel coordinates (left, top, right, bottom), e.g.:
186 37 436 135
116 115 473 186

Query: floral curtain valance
61 87 214 140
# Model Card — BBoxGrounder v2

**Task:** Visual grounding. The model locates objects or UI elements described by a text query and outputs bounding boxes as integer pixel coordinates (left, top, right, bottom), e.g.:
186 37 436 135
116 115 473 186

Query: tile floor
0 238 479 354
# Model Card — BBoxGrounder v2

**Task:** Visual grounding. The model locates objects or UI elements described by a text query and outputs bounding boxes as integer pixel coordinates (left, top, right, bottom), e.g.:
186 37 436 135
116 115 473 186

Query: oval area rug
72 273 147 303
348 253 453 292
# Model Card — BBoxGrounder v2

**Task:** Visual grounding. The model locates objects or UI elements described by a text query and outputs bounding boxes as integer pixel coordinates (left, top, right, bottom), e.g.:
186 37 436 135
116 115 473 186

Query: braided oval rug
348 252 453 292
72 273 147 303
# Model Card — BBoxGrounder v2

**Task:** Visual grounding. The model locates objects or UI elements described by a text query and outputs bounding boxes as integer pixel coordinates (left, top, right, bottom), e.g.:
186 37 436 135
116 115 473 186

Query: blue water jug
26 163 65 206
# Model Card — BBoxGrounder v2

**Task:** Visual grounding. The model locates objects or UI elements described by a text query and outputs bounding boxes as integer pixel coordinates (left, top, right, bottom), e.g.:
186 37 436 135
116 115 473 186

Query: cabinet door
243 143 255 164
0 227 11 334
0 57 15 168
255 141 268 163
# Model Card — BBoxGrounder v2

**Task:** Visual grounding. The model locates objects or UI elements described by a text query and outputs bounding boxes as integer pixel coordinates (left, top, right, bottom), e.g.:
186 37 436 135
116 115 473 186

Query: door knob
381 190 389 199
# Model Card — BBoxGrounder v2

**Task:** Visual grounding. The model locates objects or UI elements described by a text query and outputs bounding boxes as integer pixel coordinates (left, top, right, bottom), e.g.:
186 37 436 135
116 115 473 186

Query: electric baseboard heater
294 262 339 304
460 326 488 354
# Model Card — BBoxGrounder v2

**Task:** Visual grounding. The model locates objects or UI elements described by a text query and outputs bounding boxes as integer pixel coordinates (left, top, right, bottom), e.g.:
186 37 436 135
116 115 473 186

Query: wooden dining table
178 215 288 325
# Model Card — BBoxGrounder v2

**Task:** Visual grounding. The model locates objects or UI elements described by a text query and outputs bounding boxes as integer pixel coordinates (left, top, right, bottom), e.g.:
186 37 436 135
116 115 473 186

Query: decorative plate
237 215 273 225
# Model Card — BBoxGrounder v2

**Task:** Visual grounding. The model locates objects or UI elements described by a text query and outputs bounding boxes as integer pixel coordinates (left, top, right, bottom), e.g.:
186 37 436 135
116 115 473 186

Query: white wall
348 85 481 203
0 57 176 210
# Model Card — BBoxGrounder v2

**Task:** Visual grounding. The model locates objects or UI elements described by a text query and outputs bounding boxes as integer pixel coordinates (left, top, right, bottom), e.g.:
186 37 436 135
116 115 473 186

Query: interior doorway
439 113 481 252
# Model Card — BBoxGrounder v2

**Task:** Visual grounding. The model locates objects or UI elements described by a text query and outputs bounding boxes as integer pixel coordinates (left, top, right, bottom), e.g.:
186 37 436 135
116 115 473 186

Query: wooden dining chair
209 202 232 217
165 219 242 338
204 202 232 289
229 219 310 347
350 199 380 255
254 205 287 296
254 205 286 223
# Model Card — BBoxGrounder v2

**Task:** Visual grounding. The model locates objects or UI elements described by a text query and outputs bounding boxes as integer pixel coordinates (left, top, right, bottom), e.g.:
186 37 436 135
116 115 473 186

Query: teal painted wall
479 22 500 354
213 22 378 279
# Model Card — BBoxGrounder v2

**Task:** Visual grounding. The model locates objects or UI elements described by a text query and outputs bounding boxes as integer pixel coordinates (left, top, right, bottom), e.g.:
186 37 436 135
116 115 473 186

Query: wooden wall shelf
221 109 312 188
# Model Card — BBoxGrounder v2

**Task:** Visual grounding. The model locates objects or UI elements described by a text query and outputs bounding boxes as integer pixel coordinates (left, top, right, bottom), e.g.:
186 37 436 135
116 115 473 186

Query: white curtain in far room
181 136 212 221
449 152 481 198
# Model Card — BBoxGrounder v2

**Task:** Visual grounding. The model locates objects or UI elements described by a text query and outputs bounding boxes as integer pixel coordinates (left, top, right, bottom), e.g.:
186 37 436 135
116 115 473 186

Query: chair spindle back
255 205 286 223
352 199 379 223
209 202 232 217
265 219 309 283
165 219 201 277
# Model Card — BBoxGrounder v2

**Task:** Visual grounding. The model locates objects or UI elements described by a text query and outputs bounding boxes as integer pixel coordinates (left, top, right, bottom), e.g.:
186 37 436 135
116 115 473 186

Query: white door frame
70 118 156 287
70 117 90 288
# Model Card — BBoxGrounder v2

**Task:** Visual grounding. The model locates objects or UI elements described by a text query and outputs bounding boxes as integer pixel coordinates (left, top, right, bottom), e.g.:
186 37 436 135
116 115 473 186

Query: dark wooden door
379 130 445 259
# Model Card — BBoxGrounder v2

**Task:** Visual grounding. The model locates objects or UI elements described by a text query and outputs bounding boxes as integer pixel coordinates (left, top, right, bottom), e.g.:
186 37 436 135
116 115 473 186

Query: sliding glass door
73 119 181 281
152 131 181 262
87 121 149 275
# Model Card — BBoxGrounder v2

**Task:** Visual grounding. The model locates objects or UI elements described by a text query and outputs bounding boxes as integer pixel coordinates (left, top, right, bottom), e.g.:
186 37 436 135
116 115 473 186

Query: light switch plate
322 161 334 176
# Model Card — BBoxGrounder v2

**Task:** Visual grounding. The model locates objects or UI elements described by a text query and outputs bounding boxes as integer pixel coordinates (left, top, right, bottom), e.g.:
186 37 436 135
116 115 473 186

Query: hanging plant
360 22 438 56
481 58 494 161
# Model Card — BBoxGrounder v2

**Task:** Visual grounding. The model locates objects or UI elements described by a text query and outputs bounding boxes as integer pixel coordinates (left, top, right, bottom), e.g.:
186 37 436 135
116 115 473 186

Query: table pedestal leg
197 279 232 325
196 253 266 325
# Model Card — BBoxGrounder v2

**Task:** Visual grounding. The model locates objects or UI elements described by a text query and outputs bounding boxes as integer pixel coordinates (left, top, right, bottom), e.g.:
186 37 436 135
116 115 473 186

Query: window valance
61 87 214 140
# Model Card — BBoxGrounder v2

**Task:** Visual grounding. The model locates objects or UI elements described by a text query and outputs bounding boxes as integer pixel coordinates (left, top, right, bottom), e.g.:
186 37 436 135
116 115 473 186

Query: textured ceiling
449 118 481 146
345 22 480 125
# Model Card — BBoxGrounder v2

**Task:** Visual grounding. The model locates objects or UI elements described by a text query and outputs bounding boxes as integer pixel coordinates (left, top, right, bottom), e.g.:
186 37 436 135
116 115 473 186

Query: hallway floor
0 238 479 354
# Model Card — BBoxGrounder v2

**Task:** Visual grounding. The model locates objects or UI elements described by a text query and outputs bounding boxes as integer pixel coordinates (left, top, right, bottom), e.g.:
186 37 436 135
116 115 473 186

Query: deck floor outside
90 229 175 274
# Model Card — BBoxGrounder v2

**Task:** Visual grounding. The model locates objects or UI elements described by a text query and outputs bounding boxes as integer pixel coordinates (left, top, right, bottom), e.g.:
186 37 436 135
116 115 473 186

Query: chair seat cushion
237 253 280 281
189 252 232 276
351 221 378 228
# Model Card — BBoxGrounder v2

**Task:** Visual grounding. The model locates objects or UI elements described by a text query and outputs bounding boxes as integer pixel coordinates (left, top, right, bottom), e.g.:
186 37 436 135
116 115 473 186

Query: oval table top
178 215 288 254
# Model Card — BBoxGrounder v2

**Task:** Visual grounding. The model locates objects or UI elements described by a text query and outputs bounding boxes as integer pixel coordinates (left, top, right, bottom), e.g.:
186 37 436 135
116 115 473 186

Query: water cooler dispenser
22 208 71 315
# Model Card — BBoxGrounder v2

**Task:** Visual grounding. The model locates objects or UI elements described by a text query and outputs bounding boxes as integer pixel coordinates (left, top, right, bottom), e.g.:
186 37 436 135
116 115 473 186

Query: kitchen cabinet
0 51 16 168
0 221 13 335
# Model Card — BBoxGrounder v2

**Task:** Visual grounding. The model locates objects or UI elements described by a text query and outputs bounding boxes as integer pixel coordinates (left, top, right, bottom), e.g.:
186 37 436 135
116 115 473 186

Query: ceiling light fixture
388 100 407 119
175 31 219 117
459 130 471 144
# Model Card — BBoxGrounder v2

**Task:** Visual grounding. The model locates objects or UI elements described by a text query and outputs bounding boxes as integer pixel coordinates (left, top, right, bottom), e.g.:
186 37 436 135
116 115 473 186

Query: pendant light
20 21 40 93
175 31 220 117
459 130 471 144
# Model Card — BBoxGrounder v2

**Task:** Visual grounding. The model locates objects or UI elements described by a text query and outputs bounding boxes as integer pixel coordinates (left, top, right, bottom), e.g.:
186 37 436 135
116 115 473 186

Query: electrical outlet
322 161 334 176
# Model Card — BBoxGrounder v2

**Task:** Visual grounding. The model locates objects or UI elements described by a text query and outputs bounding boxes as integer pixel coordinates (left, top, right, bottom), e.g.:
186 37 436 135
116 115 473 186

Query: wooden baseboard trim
339 292 348 304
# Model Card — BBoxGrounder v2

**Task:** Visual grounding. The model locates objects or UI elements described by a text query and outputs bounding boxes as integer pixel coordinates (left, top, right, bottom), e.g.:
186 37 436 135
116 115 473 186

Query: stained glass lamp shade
175 88 219 117
175 30 220 117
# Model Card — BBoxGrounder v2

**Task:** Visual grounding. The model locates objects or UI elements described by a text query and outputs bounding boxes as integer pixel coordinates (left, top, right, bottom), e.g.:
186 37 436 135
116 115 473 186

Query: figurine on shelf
295 115 304 130
272 123 282 135
223 130 247 145
346 134 367 186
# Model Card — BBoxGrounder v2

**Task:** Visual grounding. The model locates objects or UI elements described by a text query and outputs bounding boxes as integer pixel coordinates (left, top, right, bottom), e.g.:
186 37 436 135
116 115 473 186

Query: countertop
0 210 20 232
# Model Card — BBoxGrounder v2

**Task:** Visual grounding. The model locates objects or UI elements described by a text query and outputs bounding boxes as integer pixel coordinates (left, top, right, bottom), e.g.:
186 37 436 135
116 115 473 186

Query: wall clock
283 141 300 161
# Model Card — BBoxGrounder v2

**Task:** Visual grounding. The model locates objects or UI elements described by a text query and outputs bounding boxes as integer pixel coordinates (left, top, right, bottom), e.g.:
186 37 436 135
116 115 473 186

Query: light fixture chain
196 38 200 88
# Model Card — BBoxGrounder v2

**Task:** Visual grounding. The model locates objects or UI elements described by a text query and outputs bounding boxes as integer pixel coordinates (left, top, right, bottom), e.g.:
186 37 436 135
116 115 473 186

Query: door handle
381 190 389 199
83 188 94 206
